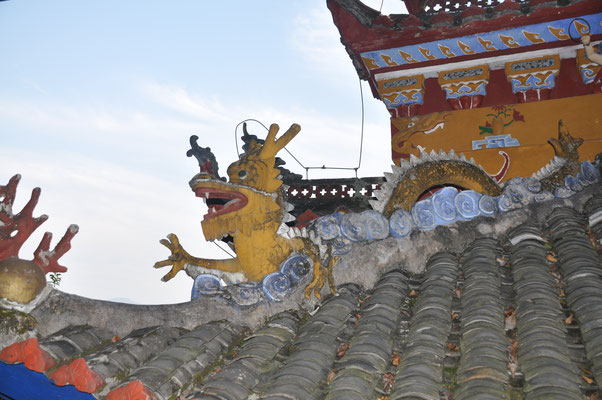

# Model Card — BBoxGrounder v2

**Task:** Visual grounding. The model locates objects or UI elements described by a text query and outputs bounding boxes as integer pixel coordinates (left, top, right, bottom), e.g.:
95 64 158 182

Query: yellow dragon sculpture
154 123 335 298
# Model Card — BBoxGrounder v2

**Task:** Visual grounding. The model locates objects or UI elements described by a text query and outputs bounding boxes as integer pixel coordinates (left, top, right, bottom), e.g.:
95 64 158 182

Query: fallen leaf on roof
391 353 400 367
566 313 574 325
111 336 120 343
383 372 395 393
354 313 362 327
579 365 593 375
588 229 598 248
446 342 459 352
546 254 557 263
337 342 349 358
409 289 418 297
510 339 519 359
508 360 519 378
327 369 336 384
505 313 516 331
582 375 594 384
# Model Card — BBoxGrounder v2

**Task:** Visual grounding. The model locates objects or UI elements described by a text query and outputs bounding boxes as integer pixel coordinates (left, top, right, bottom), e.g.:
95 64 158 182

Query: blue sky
0 0 407 304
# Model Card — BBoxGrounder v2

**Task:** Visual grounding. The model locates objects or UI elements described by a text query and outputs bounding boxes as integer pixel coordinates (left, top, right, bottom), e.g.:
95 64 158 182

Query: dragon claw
154 234 190 282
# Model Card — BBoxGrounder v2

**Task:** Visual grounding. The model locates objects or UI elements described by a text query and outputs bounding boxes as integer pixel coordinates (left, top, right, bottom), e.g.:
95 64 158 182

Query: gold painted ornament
0 258 46 304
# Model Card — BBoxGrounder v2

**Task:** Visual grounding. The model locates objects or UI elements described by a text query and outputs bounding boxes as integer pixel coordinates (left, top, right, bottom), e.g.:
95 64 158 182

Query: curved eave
327 0 602 80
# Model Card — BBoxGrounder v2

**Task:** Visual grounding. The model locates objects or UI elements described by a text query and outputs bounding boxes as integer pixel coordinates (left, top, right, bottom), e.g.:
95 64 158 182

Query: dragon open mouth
194 187 248 220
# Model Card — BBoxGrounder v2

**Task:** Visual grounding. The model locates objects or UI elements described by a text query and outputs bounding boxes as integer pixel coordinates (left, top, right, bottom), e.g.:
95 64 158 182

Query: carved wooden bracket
438 65 489 110
505 55 560 103
377 75 425 117
576 48 602 93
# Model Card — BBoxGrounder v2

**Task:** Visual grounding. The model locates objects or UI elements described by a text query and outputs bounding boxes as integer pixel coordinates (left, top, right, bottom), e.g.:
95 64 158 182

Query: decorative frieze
505 55 560 103
576 48 602 91
438 65 489 109
359 14 602 71
377 75 425 117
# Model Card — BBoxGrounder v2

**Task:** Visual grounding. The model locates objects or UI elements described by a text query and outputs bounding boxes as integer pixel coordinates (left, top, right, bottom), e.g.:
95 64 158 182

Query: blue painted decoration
472 134 520 150
389 209 414 238
191 252 312 305
191 274 222 298
509 73 556 93
444 81 487 99
383 91 424 108
0 362 96 400
360 13 602 70
262 272 292 302
191 161 600 305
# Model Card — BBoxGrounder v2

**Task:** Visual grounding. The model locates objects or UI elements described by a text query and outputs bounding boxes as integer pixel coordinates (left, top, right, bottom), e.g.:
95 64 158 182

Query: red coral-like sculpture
33 225 79 274
0 174 78 273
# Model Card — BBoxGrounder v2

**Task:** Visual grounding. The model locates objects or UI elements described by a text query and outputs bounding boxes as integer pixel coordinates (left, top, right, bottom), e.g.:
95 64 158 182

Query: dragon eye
238 170 247 179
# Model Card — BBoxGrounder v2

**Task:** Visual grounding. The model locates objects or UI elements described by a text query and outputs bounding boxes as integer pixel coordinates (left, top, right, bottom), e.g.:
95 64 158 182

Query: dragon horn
260 123 301 159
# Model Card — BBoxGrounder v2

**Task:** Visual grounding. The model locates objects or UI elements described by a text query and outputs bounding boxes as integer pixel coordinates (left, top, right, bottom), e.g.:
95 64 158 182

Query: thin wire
282 148 307 171
234 119 308 170
356 76 365 173
212 241 236 258
231 76 366 179
234 119 269 158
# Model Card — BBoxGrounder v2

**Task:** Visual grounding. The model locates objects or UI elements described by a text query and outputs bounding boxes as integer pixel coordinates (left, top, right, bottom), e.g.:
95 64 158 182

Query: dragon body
533 120 583 192
155 124 334 298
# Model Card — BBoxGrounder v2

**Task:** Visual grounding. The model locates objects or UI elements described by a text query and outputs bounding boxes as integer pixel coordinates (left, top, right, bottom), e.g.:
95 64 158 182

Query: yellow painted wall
391 93 602 183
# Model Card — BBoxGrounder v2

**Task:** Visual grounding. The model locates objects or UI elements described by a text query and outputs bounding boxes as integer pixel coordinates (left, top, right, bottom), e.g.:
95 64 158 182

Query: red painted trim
49 358 105 393
333 0 602 53
329 0 602 81
0 338 55 373
401 57 591 117
490 151 511 182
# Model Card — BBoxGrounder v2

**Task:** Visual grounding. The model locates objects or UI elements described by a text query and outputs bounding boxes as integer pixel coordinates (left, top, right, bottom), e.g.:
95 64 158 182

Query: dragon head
189 123 300 242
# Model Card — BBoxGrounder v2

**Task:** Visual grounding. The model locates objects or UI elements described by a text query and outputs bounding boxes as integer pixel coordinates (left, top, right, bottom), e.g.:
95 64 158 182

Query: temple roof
327 0 602 83
2 186 601 399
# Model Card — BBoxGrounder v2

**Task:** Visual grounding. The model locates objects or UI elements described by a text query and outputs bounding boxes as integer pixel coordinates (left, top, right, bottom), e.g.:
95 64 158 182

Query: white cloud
0 2 399 307
0 150 226 305
142 82 232 124
291 4 358 84
0 74 392 304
